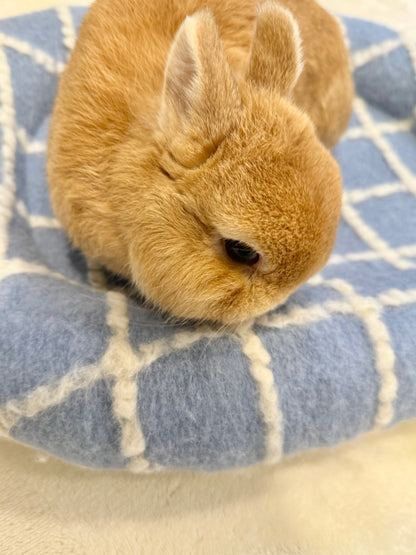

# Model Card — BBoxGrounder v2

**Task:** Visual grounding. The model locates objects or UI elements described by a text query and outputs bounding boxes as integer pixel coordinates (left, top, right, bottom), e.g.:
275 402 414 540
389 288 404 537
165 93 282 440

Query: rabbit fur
47 0 353 323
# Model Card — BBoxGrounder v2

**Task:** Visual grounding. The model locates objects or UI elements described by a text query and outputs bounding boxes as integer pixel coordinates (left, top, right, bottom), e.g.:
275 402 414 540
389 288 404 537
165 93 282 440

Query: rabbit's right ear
246 2 303 97
158 9 241 168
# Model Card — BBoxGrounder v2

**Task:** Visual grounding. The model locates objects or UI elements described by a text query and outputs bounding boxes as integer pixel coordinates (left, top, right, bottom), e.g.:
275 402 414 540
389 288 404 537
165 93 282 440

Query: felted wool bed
0 7 415 473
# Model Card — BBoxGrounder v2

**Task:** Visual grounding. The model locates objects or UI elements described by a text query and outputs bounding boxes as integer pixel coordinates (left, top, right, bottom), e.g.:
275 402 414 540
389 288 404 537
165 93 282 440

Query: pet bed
0 7 415 472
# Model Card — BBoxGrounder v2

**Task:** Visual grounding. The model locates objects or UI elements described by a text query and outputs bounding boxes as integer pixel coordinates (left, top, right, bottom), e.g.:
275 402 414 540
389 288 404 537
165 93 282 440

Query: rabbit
47 0 353 324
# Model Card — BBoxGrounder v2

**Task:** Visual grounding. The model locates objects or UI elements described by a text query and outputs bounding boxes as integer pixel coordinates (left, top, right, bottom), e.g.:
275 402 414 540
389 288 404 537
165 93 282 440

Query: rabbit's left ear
246 2 303 96
158 9 241 168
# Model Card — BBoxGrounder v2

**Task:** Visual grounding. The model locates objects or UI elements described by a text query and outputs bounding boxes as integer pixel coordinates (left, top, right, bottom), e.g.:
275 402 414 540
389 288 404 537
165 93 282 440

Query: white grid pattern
0 9 415 470
0 32 65 74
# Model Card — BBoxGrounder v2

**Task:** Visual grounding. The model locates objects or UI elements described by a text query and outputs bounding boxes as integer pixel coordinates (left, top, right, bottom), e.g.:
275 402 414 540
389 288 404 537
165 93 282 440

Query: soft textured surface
1 421 416 555
0 7 415 473
0 4 416 555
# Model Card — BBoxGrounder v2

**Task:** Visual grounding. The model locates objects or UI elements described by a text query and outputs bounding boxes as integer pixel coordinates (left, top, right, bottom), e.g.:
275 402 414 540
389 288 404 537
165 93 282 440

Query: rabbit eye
224 239 260 266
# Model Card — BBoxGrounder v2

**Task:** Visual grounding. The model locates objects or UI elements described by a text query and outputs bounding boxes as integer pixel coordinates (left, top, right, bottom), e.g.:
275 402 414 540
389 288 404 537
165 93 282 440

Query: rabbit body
48 0 353 323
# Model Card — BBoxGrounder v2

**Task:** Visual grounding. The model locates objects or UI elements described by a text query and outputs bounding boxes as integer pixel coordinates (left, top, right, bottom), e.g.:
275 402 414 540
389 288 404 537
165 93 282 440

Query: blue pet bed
0 7 415 472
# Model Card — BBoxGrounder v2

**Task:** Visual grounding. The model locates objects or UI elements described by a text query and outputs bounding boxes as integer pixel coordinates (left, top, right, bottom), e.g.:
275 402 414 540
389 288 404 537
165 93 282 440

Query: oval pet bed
0 7 415 472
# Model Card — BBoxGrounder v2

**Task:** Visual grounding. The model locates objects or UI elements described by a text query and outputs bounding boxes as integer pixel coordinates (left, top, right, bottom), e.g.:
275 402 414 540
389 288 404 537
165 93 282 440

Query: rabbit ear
246 2 303 96
158 9 241 168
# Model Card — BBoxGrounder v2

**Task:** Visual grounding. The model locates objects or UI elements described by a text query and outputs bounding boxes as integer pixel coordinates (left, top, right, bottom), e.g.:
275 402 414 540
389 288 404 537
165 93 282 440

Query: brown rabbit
47 0 353 323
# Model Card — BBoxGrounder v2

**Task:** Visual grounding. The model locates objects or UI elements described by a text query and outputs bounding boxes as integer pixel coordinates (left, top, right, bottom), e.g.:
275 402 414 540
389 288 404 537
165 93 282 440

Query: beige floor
1 421 416 555
0 1 415 554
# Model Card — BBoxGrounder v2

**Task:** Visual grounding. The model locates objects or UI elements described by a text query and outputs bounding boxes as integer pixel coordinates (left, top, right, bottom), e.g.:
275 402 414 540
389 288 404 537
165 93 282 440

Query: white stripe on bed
56 5 77 54
237 323 283 464
309 276 398 429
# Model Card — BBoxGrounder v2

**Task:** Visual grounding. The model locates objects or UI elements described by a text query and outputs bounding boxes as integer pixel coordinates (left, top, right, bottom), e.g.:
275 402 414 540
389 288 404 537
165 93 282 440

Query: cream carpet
2 422 416 554
0 1 415 554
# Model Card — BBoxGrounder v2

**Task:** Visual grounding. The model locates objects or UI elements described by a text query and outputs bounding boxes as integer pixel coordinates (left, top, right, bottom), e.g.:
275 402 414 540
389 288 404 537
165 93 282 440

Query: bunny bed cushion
48 0 353 323
2 5 416 472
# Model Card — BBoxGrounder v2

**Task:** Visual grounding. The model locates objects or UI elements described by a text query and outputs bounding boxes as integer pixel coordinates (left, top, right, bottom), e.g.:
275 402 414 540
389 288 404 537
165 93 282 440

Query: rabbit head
121 3 342 324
